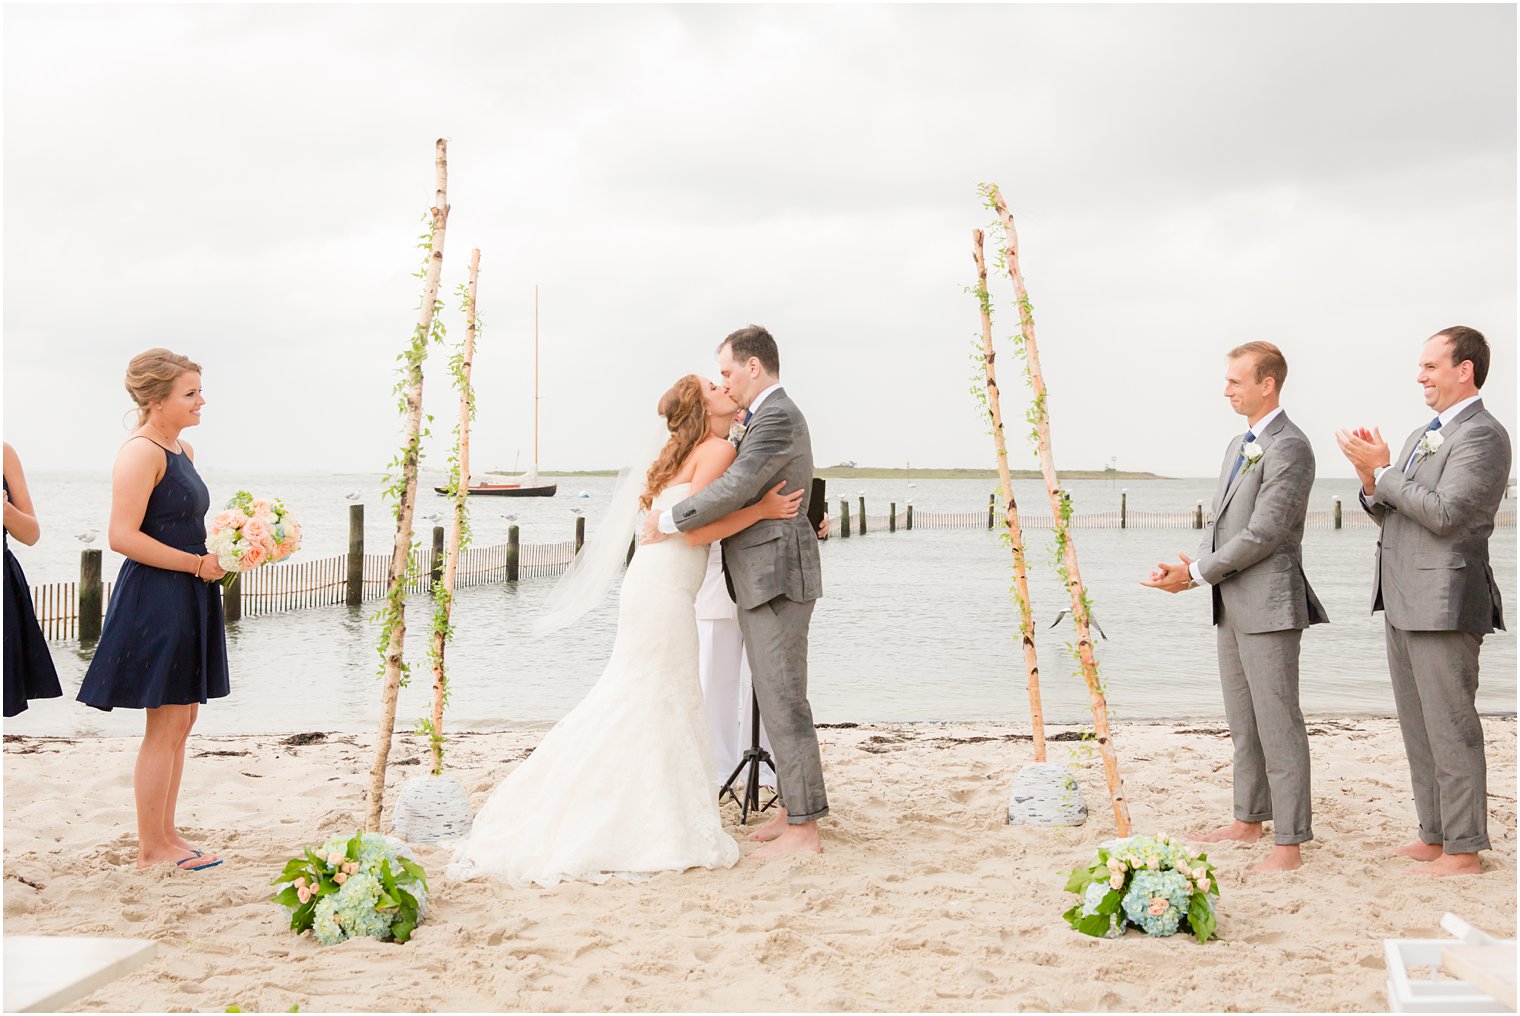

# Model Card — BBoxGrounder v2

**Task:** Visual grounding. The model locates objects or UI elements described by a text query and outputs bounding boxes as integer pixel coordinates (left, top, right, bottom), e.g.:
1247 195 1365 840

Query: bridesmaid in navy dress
78 349 230 872
4 442 63 717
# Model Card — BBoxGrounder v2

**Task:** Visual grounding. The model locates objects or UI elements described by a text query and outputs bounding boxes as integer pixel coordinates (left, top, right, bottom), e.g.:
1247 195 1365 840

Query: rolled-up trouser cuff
1275 830 1313 846
787 805 828 825
1443 833 1491 854
1419 829 1443 846
1236 810 1273 823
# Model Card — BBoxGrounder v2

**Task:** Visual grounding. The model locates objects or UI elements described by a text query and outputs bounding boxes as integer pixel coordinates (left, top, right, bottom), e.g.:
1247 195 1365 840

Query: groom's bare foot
1193 819 1263 844
747 806 789 843
1394 840 1444 862
749 820 821 860
1409 851 1483 877
1249 844 1303 873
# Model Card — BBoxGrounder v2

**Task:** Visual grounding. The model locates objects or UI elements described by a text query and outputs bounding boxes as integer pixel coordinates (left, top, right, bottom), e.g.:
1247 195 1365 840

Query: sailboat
438 285 558 498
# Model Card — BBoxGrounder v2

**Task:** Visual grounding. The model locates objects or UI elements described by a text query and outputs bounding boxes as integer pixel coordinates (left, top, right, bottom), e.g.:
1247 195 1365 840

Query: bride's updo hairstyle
641 374 707 511
125 348 201 427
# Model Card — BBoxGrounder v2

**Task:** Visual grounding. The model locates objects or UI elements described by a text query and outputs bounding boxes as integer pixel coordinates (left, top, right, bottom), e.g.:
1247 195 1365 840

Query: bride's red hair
641 375 707 511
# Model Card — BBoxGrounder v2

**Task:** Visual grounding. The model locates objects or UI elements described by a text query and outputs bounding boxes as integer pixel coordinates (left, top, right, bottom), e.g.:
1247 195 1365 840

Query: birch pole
972 228 1046 763
425 247 480 776
367 139 450 832
983 183 1131 836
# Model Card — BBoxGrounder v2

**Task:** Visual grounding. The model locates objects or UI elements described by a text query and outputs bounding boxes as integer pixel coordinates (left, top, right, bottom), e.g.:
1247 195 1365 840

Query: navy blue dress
78 440 230 711
4 478 63 717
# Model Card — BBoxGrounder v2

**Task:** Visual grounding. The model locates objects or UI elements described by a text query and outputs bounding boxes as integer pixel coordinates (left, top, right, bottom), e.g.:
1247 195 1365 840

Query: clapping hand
1140 552 1195 594
1334 426 1389 493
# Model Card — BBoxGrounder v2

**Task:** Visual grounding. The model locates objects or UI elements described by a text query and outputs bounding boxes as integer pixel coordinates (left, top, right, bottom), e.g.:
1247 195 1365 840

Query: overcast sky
4 3 1515 478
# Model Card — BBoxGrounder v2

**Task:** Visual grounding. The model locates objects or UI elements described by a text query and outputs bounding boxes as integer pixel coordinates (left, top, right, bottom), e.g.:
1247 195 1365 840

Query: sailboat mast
534 284 540 470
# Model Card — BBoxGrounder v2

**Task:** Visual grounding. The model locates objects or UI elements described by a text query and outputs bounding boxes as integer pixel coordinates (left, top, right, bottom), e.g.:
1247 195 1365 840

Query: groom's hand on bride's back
639 511 668 545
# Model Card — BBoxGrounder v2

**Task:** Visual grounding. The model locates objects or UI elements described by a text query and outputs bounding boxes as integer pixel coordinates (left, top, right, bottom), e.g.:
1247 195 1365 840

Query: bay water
4 473 1514 736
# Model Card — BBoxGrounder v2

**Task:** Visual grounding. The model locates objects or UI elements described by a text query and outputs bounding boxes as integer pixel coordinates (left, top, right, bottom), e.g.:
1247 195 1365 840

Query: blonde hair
641 375 707 511
125 348 202 426
1228 341 1287 392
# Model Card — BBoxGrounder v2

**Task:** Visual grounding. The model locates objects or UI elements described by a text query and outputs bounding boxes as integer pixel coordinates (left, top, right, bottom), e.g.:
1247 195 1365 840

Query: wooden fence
27 497 1517 640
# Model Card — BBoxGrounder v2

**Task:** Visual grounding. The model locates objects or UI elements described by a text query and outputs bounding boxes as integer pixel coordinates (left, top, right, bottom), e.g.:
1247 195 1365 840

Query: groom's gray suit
671 387 827 823
1362 397 1509 854
1196 410 1327 845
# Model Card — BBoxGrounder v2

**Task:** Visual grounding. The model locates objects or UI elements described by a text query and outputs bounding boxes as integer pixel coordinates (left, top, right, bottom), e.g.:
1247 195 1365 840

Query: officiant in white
697 492 828 796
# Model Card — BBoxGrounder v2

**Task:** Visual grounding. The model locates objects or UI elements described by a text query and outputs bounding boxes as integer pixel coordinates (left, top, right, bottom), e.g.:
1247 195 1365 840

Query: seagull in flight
1049 608 1107 640
75 530 99 544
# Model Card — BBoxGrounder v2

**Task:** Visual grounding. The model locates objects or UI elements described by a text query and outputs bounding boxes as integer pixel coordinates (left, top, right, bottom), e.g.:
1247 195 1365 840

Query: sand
3 717 1515 1012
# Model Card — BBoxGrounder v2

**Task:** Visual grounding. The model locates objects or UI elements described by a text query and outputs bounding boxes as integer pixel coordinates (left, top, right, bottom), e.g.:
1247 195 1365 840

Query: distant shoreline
529 466 1170 480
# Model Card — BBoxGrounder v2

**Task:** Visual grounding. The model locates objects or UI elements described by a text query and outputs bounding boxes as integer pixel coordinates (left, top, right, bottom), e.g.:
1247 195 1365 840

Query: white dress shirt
657 382 783 534
1189 407 1285 586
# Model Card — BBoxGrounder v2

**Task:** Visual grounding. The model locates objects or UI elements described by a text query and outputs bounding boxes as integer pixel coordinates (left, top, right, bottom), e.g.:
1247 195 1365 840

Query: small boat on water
439 284 558 499
438 477 557 497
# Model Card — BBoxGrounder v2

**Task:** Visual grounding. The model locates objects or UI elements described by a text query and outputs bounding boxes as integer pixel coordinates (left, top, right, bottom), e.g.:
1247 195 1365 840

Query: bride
448 374 804 886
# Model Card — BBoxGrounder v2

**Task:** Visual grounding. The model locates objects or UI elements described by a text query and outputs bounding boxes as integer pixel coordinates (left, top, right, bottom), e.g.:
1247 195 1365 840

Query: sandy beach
3 717 1514 1012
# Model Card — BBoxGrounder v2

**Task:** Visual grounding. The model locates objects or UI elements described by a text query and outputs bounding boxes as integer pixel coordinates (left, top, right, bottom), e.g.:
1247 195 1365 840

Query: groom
641 325 827 859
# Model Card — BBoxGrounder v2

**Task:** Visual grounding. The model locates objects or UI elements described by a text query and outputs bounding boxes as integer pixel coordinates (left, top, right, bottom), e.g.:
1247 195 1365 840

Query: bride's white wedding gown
448 484 741 886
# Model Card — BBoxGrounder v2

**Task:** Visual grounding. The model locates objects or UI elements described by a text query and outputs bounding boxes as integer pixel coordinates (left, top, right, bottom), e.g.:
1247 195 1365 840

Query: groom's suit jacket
1362 399 1509 635
1197 411 1329 633
672 387 823 610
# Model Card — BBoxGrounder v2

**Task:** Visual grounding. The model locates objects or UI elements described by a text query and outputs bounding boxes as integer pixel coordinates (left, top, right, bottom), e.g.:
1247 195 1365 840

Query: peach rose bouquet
207 489 302 588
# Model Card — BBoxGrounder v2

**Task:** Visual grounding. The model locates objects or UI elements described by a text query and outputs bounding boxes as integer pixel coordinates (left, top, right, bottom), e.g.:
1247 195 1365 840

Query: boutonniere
727 422 747 448
1240 442 1264 474
1417 430 1445 459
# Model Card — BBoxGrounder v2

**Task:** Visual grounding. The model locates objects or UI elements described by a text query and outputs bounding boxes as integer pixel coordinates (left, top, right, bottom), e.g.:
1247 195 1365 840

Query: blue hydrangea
1121 869 1192 937
1080 882 1126 938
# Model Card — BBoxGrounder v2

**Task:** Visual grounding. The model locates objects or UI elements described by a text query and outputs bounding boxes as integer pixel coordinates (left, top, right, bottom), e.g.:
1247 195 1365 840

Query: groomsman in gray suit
642 325 827 859
1144 341 1327 873
1336 326 1510 878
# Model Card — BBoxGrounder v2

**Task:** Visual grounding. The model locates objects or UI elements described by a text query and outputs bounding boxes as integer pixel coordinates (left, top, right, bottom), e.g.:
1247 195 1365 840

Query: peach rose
335 872 348 885
297 886 312 904
1148 897 1170 917
213 509 248 532
294 876 308 890
1108 873 1124 890
252 499 273 515
240 544 268 569
242 518 272 546
1197 876 1211 893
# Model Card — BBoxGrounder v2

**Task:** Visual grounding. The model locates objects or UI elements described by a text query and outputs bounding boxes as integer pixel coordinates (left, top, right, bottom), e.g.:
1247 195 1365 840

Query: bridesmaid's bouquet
208 490 302 588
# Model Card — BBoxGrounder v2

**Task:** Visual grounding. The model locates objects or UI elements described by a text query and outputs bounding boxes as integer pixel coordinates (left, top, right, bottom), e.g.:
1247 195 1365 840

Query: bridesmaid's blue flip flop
175 853 222 872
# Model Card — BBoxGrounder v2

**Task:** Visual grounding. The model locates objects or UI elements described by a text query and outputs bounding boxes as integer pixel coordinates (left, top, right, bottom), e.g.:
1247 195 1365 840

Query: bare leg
1395 841 1444 861
1249 844 1303 873
750 818 822 860
135 706 205 869
747 804 789 843
1410 851 1484 877
163 704 215 861
1193 819 1263 843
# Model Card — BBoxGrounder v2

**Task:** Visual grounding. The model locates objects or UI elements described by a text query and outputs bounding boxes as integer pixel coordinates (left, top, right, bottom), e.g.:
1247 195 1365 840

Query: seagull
570 507 584 516
421 512 442 523
75 530 99 544
502 513 518 523
1049 608 1107 640
576 490 591 499
344 492 362 500
907 482 918 489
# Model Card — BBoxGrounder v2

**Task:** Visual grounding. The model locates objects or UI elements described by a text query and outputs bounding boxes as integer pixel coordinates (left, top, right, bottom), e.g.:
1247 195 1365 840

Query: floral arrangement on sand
1062 834 1219 942
271 831 428 945
208 490 301 588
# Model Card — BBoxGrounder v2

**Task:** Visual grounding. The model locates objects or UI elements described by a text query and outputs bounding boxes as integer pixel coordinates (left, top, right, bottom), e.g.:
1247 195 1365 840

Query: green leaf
271 885 301 908
1074 912 1115 938
1096 888 1124 915
376 892 398 911
347 831 363 862
1187 896 1217 943
391 915 416 943
1063 866 1092 894
272 859 309 884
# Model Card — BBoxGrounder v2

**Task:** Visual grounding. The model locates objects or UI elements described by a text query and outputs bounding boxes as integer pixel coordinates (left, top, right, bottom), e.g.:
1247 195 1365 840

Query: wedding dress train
447 483 740 886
